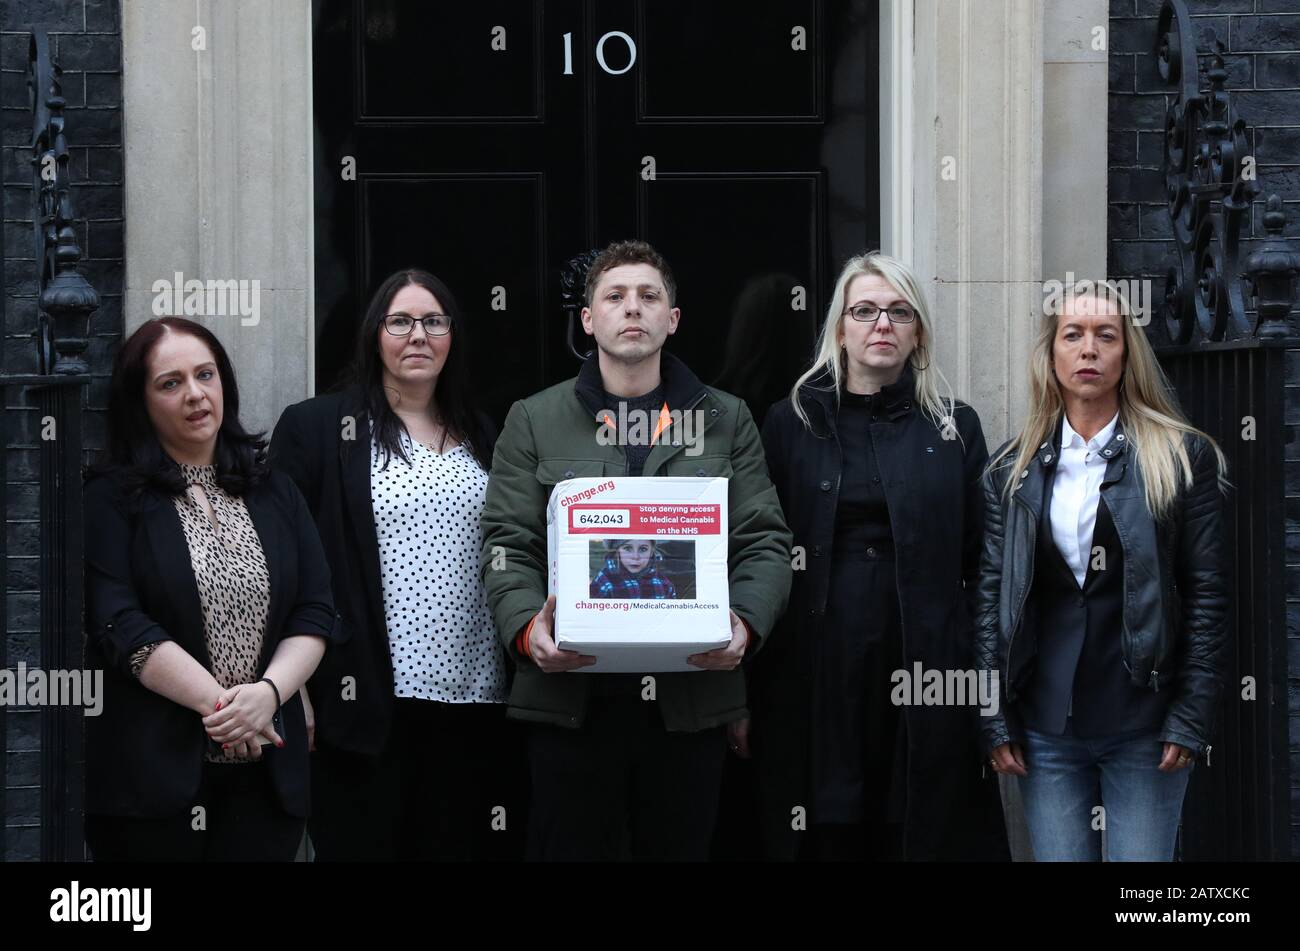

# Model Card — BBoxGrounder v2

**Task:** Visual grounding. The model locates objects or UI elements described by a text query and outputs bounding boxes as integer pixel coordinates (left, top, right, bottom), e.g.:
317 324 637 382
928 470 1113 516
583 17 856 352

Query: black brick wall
1109 0 1300 327
2 0 121 862
1109 0 1300 858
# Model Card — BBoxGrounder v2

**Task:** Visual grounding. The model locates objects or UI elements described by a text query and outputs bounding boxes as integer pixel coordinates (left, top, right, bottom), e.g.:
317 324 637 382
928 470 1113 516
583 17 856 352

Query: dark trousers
86 761 303 862
526 696 726 861
309 698 527 861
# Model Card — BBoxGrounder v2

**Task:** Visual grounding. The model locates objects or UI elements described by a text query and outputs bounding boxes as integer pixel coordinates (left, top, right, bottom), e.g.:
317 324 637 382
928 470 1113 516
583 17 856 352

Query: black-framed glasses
384 312 451 336
845 303 916 324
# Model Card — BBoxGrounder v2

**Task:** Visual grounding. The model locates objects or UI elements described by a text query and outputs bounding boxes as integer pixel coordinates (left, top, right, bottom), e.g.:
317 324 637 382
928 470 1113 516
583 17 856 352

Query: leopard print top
129 464 271 764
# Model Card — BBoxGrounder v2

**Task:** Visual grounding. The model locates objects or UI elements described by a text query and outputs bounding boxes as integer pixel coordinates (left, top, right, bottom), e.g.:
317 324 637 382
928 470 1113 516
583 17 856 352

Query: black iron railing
1152 0 1298 861
0 31 96 862
1155 0 1299 345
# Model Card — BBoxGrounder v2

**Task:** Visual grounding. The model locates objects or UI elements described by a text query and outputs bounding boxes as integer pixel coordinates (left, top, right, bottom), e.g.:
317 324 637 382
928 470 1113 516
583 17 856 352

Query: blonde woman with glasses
976 284 1229 861
752 252 1009 861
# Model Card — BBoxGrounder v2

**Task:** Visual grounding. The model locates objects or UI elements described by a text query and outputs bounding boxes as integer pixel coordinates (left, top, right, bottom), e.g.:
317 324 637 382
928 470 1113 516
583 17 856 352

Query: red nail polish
214 701 222 711
221 744 228 750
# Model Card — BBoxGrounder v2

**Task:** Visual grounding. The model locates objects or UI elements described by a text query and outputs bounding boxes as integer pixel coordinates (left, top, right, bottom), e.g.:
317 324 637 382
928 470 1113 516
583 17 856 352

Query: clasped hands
200 681 284 760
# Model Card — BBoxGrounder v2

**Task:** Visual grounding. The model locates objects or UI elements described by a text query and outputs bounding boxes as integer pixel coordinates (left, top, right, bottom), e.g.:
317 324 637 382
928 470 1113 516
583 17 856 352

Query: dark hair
99 317 268 496
604 538 657 550
343 268 492 472
584 239 678 307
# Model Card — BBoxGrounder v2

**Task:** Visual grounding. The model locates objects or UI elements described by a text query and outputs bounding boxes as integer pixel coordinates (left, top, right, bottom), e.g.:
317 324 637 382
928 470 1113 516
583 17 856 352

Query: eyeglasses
384 312 451 336
845 303 916 324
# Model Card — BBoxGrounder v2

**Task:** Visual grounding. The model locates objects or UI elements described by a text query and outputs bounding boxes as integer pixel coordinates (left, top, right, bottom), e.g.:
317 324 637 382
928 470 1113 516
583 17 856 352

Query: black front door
313 0 879 423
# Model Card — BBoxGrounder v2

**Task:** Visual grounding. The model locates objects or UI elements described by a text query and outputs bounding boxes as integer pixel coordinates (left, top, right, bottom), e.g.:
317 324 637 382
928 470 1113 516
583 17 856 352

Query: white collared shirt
1049 411 1120 589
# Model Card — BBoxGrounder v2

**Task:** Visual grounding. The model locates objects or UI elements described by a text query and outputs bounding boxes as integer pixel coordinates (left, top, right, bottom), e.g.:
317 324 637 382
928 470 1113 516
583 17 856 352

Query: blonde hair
789 252 960 436
989 284 1228 519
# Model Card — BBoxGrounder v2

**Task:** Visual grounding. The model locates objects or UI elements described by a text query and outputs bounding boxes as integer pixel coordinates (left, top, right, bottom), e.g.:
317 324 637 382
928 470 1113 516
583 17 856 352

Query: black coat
84 469 341 818
267 386 498 755
974 420 1229 757
752 368 1009 860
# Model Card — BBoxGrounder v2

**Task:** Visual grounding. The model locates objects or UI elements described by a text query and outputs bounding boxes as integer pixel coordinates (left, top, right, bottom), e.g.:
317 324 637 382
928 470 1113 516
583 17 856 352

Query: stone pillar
893 0 1060 862
890 0 1044 446
122 0 314 435
1042 1 1109 285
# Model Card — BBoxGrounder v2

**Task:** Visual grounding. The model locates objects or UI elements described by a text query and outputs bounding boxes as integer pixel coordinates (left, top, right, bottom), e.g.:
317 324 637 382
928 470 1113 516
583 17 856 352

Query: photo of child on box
589 539 685 600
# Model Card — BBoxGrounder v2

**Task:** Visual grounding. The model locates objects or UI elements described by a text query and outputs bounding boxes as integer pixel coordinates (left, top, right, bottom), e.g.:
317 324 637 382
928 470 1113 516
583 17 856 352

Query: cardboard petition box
547 476 730 672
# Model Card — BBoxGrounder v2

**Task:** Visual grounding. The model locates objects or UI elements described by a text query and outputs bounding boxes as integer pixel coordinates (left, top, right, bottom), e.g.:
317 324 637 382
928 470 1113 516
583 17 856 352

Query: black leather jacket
974 418 1228 758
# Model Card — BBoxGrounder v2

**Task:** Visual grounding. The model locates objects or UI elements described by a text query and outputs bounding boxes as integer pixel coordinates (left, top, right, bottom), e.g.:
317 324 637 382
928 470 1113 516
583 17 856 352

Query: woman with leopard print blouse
84 317 341 861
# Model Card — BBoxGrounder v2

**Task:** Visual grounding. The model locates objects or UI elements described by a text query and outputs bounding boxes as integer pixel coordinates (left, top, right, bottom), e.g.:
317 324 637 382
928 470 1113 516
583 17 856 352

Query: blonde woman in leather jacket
976 286 1228 861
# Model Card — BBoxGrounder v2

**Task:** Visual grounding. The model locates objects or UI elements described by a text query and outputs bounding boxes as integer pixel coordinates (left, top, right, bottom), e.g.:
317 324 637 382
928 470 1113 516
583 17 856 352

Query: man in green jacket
480 239 792 860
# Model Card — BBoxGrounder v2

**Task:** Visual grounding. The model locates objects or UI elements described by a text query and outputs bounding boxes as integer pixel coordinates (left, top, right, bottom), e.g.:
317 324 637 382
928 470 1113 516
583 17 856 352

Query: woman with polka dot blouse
270 269 525 860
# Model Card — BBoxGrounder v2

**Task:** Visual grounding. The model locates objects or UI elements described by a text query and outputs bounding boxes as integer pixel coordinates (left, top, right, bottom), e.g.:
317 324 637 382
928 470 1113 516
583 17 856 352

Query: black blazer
267 386 498 755
84 468 341 818
1018 446 1164 737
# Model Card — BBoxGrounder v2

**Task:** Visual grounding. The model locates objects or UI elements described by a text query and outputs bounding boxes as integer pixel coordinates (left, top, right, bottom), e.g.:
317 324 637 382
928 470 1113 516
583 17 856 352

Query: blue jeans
1017 722 1192 861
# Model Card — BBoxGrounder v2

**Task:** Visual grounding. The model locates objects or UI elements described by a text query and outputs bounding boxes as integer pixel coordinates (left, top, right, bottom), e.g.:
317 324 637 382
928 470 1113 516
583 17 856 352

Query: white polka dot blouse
370 428 507 704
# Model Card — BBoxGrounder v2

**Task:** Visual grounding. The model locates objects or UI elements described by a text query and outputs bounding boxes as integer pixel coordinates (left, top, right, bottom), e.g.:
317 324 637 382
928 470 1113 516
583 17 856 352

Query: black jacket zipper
1005 483 1038 700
